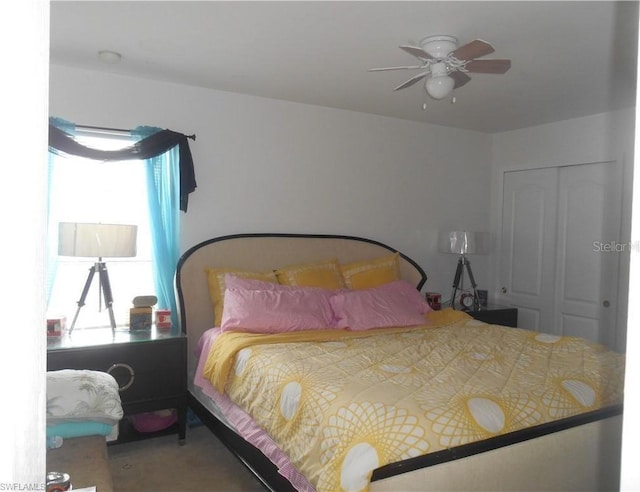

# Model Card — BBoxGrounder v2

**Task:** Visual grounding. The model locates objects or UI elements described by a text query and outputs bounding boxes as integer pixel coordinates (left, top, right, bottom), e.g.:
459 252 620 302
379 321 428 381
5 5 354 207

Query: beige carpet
108 425 266 491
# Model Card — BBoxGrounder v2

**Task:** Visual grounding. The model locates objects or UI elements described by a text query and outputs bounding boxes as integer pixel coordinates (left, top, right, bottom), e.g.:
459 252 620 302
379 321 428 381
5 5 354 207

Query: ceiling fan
369 35 511 101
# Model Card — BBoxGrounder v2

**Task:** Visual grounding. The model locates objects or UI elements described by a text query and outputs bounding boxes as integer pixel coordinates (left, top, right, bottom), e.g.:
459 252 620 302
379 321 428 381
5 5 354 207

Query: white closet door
554 162 622 345
499 162 622 346
499 167 558 331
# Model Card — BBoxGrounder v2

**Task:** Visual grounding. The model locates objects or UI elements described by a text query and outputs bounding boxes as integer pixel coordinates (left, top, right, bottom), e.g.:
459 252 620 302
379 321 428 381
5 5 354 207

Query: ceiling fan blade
465 59 511 74
452 39 495 61
399 45 433 60
450 70 472 89
368 65 425 72
393 71 428 91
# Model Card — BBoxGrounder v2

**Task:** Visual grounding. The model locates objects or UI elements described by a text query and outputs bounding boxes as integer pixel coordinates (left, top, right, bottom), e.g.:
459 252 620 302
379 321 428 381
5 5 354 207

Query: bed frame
176 233 623 492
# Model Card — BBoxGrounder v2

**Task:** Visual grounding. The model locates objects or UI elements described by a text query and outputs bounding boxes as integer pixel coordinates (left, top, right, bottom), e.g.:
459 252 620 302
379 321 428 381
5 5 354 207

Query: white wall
620 75 640 492
0 0 48 485
49 65 492 296
490 109 636 350
49 65 635 335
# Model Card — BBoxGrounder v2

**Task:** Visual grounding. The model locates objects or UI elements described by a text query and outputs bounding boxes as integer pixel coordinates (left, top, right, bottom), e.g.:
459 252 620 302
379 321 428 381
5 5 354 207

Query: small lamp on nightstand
439 230 488 310
58 222 138 335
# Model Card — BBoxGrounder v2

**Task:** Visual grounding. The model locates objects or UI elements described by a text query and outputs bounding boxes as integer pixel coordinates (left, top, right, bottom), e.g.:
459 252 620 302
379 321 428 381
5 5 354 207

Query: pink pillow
330 280 431 331
225 274 281 291
220 287 335 333
376 280 433 314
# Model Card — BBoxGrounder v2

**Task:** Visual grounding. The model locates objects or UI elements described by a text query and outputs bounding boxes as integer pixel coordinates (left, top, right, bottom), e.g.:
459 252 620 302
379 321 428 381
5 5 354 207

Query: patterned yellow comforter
202 309 625 492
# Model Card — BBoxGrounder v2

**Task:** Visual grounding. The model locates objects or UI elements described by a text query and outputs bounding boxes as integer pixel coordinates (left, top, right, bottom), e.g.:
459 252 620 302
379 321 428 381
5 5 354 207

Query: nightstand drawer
47 338 186 406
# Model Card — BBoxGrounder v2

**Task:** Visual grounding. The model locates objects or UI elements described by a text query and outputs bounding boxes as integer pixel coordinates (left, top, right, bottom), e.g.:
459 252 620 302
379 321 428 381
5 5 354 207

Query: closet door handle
107 363 135 392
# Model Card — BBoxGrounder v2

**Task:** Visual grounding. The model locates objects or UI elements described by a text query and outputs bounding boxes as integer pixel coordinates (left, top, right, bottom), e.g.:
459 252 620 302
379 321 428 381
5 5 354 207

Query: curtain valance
49 124 197 212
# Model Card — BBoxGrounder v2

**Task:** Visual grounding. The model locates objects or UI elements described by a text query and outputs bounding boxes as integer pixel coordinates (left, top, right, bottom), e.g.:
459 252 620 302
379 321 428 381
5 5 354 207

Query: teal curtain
47 118 193 330
132 126 181 332
46 117 76 306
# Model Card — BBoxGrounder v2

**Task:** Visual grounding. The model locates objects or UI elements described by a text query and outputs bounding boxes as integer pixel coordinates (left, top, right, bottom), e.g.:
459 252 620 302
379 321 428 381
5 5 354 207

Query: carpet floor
108 425 266 491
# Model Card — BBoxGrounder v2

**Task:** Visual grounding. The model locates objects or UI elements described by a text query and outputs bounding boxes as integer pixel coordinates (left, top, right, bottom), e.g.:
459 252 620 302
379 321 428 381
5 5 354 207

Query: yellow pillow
340 252 400 289
276 259 345 289
206 268 278 326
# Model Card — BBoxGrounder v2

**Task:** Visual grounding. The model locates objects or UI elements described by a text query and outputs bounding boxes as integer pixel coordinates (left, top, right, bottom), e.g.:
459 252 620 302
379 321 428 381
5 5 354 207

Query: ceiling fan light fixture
425 62 454 100
426 75 454 99
420 35 458 59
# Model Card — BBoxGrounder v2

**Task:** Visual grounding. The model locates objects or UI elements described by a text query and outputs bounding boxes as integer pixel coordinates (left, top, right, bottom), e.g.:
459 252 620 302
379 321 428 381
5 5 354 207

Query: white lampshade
58 222 137 258
425 62 454 100
439 231 489 255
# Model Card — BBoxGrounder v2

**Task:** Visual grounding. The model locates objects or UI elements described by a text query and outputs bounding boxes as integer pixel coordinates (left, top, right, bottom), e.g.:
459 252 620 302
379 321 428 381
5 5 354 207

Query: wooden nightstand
465 304 518 328
47 327 187 444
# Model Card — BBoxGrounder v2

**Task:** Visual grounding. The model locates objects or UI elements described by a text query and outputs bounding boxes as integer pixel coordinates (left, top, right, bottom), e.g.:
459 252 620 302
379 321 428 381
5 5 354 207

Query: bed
176 233 624 492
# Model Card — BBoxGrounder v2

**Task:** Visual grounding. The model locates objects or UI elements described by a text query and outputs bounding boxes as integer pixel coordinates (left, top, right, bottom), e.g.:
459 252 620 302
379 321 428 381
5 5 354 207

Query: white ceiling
50 1 638 133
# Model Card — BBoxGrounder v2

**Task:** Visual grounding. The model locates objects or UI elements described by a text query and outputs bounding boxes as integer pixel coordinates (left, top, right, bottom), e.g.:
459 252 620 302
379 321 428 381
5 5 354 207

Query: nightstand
465 304 518 328
47 327 187 444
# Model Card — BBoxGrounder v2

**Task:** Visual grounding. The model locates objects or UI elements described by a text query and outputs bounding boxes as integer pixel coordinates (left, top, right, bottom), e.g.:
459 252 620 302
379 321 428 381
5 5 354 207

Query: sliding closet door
499 161 622 347
499 167 558 331
554 162 622 345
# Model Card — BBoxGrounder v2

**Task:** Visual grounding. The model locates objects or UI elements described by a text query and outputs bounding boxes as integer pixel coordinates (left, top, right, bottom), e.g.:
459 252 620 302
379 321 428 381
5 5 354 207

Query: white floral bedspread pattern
207 319 624 492
47 369 124 425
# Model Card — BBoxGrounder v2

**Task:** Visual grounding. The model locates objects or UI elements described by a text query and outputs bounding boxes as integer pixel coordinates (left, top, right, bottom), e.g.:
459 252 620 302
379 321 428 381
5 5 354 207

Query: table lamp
439 230 488 310
58 222 137 335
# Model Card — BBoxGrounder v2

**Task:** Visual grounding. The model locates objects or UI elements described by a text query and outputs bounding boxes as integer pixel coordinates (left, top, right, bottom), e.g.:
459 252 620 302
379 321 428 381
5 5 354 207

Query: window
47 132 155 329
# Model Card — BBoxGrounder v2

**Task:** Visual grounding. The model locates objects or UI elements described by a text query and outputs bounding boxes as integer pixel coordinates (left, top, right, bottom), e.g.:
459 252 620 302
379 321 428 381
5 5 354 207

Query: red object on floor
131 409 177 433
